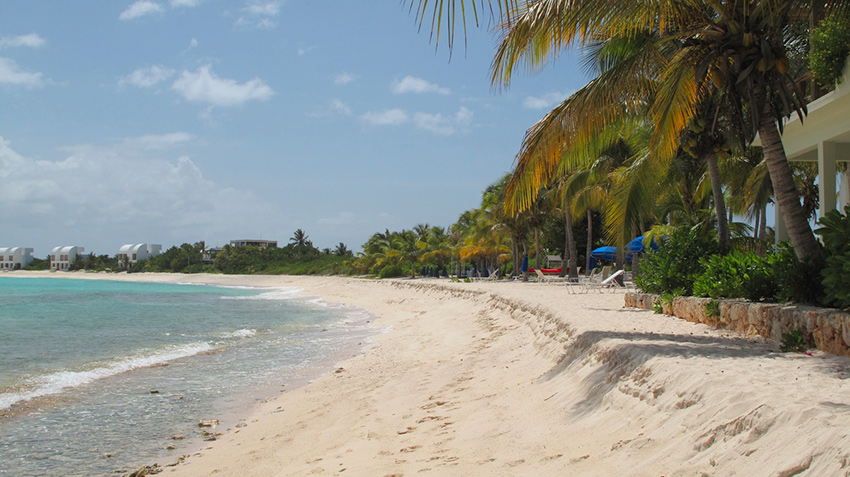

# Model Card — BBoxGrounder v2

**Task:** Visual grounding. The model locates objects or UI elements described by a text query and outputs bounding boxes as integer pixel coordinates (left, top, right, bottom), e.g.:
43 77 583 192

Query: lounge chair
534 268 565 284
584 269 625 293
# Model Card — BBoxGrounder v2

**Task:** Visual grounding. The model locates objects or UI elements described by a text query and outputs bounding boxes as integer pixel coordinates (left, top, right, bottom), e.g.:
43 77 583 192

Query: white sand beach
13 271 850 476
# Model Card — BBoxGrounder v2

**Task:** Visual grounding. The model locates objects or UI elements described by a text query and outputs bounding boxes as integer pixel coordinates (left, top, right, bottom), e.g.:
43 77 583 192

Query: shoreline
8 271 850 475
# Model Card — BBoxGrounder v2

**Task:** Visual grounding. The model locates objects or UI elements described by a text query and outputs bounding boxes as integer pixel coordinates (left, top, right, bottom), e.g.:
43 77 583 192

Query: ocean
0 276 379 476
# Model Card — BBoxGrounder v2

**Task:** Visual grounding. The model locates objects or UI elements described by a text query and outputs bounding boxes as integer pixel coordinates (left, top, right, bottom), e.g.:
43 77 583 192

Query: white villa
117 243 163 266
50 246 85 271
230 239 278 248
0 247 34 270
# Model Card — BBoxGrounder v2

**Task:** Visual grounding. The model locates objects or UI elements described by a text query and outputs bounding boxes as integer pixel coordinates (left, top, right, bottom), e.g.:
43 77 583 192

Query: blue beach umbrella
627 236 659 253
591 246 634 262
521 254 528 273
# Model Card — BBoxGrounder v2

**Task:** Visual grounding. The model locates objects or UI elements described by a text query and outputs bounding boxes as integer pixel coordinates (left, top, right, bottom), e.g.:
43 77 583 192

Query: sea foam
0 342 213 410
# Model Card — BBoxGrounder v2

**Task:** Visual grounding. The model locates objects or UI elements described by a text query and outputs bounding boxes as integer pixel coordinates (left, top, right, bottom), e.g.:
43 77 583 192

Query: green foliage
772 243 825 305
692 250 779 301
780 330 808 353
378 264 404 279
652 299 664 314
704 300 720 318
815 205 850 309
810 18 850 85
634 230 722 296
69 253 119 271
24 257 50 270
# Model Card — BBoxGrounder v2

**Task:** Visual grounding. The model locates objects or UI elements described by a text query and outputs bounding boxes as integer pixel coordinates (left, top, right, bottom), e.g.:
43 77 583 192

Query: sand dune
14 272 850 475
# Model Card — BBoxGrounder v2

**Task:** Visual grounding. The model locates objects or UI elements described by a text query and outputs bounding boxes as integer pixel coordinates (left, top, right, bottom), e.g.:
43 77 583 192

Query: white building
0 247 34 270
117 243 163 265
230 239 277 248
50 246 85 271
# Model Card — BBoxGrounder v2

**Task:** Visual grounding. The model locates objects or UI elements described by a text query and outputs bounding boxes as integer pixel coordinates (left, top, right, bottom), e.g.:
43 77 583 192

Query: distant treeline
26 231 356 276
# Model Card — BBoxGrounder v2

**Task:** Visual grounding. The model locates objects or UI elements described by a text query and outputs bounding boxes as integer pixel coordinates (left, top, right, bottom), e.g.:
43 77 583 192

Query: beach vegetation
692 251 779 301
780 329 809 353
810 18 850 86
815 205 850 309
24 256 50 270
772 242 826 305
634 230 722 296
704 300 720 319
378 264 404 279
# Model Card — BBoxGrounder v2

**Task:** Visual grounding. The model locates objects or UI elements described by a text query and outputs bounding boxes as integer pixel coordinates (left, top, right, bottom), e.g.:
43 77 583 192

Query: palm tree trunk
585 210 593 276
758 116 821 260
534 227 541 269
706 153 729 248
564 205 577 279
759 204 767 240
753 207 761 238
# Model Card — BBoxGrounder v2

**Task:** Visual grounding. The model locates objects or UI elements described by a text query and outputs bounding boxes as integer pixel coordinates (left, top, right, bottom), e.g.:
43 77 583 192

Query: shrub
378 264 404 279
815 205 850 309
810 18 850 86
692 250 779 301
634 230 722 296
704 300 720 318
780 330 808 353
772 242 825 305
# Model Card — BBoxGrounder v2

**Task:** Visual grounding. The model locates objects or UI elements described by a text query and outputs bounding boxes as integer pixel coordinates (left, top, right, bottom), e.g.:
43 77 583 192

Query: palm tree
409 0 839 260
333 243 351 257
290 229 310 247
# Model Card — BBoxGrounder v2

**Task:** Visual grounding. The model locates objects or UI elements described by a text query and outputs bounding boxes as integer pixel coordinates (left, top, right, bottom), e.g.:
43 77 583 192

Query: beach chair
564 267 583 292
580 265 611 293
478 267 499 281
535 268 565 284
584 269 625 293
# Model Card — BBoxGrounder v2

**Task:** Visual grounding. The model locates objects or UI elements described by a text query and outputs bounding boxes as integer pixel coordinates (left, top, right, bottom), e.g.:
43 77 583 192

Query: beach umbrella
591 246 634 262
521 254 528 273
627 236 659 253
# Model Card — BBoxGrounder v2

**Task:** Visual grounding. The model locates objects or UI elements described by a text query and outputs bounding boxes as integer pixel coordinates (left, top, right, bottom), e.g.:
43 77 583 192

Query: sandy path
10 272 850 476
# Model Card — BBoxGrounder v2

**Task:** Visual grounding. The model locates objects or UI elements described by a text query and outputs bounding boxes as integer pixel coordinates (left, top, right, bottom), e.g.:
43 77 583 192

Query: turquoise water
0 276 378 476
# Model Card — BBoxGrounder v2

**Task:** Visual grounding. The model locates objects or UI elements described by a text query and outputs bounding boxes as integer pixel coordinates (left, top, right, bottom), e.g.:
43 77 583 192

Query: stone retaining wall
624 293 850 357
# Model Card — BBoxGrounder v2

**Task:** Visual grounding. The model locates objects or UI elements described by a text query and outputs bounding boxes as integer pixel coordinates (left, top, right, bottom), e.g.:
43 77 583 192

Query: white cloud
171 65 274 107
170 0 202 7
236 1 280 29
413 106 473 135
361 108 409 126
120 132 195 150
119 65 175 88
334 72 358 85
360 106 473 134
0 136 280 249
246 1 280 16
391 76 450 95
523 91 569 110
119 0 165 20
329 99 352 116
0 33 47 49
310 99 352 118
0 57 44 88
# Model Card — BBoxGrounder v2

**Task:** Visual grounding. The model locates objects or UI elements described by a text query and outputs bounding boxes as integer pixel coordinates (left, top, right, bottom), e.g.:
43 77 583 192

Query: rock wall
624 293 850 357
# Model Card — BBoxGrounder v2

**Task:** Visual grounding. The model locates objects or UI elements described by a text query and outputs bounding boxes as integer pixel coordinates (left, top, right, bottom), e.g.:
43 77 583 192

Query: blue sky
1 1 591 256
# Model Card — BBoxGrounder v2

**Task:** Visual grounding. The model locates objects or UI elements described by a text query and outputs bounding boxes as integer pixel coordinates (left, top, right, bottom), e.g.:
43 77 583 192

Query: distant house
545 255 564 268
0 247 34 270
230 239 277 248
50 246 85 271
202 247 222 264
117 243 163 266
